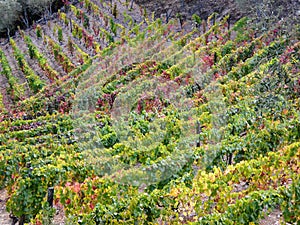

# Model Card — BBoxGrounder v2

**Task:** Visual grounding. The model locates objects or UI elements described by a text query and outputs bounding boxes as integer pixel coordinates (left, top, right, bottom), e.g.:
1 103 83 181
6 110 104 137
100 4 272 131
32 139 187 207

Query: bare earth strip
0 189 12 225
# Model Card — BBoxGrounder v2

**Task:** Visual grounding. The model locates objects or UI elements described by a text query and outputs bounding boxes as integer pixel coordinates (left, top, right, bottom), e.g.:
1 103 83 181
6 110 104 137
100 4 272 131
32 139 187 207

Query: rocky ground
135 0 300 24
0 189 12 225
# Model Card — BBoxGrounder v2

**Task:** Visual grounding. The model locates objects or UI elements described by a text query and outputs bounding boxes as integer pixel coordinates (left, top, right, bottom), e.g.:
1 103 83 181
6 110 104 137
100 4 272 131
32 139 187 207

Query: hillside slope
135 0 300 22
0 0 299 224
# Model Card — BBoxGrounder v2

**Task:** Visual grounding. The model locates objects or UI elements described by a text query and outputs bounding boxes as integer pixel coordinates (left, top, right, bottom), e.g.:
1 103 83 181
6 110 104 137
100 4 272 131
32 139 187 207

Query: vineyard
0 0 299 224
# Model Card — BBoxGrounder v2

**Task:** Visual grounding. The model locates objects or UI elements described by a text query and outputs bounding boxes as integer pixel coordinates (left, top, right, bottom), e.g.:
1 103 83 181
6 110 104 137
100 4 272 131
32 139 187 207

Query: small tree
26 0 55 19
57 26 63 42
110 18 117 36
83 14 90 29
192 14 201 29
0 0 22 39
67 37 74 55
36 25 42 38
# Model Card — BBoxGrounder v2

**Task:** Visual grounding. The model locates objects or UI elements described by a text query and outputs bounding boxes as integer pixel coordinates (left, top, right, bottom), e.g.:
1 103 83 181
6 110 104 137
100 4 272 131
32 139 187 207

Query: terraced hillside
0 0 299 224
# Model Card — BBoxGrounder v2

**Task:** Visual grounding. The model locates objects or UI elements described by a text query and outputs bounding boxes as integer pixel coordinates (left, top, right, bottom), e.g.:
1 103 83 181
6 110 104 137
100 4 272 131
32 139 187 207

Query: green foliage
24 35 59 81
57 26 63 43
0 0 59 36
46 36 75 73
0 93 6 113
0 48 24 100
0 0 22 33
36 25 42 38
192 14 201 28
110 18 117 37
10 38 45 93
232 17 250 42
83 13 89 29
280 177 300 223
0 2 299 224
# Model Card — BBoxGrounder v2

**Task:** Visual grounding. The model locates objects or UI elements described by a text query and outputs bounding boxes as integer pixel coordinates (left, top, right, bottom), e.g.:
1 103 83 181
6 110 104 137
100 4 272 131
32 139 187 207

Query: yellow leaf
169 188 180 197
208 173 215 183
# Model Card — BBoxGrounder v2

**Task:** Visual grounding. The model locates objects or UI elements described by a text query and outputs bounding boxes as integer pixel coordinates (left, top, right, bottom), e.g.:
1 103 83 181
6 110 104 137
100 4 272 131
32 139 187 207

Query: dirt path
0 65 12 111
0 189 12 225
259 208 285 225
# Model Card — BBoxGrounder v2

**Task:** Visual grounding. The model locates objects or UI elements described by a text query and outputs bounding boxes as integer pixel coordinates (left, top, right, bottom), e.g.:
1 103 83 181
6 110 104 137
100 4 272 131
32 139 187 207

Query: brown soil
52 204 66 225
0 189 12 225
135 0 300 23
259 208 285 225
